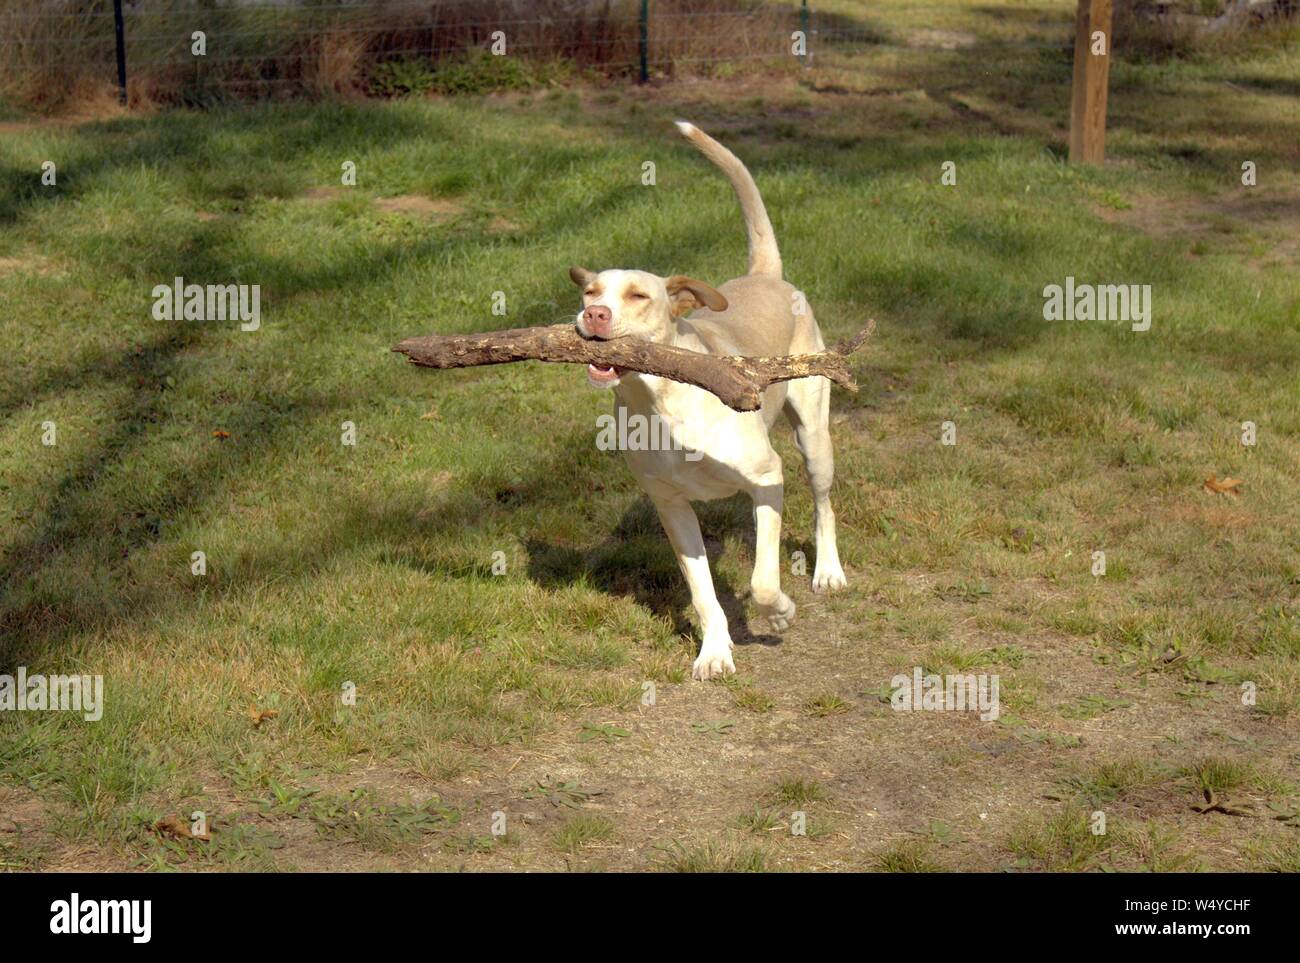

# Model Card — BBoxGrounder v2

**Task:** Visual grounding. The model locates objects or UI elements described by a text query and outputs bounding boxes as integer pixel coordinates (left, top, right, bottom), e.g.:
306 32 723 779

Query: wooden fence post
1068 0 1112 164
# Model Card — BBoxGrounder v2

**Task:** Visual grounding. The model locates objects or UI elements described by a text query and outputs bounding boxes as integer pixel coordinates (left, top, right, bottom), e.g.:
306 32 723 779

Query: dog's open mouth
586 364 623 387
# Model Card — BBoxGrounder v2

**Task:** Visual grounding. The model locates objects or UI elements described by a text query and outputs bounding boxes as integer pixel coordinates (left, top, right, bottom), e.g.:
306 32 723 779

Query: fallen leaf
154 816 211 842
212 429 230 439
1191 788 1254 817
1203 475 1242 495
248 705 279 727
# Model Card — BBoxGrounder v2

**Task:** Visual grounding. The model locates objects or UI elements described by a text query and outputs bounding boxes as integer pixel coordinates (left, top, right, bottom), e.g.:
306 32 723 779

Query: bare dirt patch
0 254 57 277
0 784 46 835
301 187 469 222
904 28 978 49
374 195 464 219
302 186 347 203
1095 190 1300 267
0 100 128 136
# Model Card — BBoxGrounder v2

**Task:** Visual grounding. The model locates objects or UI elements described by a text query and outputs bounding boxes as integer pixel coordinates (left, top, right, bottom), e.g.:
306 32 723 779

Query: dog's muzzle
578 305 621 386
580 304 613 339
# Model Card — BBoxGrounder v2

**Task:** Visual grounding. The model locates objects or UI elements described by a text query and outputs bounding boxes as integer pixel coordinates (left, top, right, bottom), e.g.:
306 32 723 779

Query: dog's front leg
651 493 735 680
750 478 796 632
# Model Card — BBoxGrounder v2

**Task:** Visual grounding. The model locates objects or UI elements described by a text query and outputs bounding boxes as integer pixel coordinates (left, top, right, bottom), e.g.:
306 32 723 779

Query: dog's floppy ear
569 266 597 288
665 275 727 316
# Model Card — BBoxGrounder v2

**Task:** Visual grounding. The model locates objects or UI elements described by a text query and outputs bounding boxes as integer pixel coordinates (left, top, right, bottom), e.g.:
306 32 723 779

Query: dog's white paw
693 645 736 681
766 594 797 633
812 564 847 593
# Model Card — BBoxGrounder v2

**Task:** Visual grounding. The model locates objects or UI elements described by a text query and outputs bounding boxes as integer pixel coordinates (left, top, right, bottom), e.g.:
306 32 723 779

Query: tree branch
393 320 874 412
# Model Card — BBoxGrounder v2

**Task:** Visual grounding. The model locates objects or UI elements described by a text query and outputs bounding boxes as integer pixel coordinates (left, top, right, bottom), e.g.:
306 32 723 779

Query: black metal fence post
638 0 649 84
112 0 128 104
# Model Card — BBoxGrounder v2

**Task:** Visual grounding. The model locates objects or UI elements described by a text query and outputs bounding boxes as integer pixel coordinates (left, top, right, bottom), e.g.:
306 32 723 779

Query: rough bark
393 320 875 412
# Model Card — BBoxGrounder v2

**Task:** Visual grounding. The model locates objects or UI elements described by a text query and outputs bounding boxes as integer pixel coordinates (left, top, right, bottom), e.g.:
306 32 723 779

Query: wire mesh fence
0 1 1082 108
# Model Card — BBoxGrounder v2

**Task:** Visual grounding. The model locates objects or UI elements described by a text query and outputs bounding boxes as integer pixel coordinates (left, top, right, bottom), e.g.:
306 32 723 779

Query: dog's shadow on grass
523 496 782 651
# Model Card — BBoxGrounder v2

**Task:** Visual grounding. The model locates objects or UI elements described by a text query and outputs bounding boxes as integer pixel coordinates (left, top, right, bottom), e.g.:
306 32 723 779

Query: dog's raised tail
675 121 782 279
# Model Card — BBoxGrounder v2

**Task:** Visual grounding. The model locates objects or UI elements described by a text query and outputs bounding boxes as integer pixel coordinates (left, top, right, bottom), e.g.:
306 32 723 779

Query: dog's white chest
611 377 778 502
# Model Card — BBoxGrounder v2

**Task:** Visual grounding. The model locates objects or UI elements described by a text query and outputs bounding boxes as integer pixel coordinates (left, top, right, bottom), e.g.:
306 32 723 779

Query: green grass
802 694 854 717
771 776 826 808
1008 806 1114 871
734 806 783 835
552 812 615 854
1186 756 1258 795
655 836 771 873
873 839 943 873
1008 805 1209 872
1248 836 1300 874
0 5 1297 870
1054 756 1173 807
730 684 776 714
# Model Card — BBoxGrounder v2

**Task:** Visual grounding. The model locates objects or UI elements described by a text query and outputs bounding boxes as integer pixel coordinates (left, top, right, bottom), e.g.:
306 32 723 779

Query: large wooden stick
393 320 874 412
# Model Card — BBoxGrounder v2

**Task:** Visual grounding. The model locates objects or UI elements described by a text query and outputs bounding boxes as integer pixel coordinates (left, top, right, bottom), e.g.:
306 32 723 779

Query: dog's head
569 266 727 388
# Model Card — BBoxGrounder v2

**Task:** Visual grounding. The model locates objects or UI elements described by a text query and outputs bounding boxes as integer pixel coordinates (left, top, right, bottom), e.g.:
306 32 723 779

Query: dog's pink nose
582 304 612 335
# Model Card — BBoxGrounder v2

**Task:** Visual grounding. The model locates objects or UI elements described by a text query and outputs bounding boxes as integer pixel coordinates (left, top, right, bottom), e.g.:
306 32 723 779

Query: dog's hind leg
650 492 735 680
783 375 847 592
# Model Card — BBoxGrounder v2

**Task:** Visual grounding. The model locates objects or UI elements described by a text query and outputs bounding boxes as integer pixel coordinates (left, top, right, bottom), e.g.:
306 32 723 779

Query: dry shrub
0 0 119 110
1 0 798 111
303 29 372 98
1112 0 1299 59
